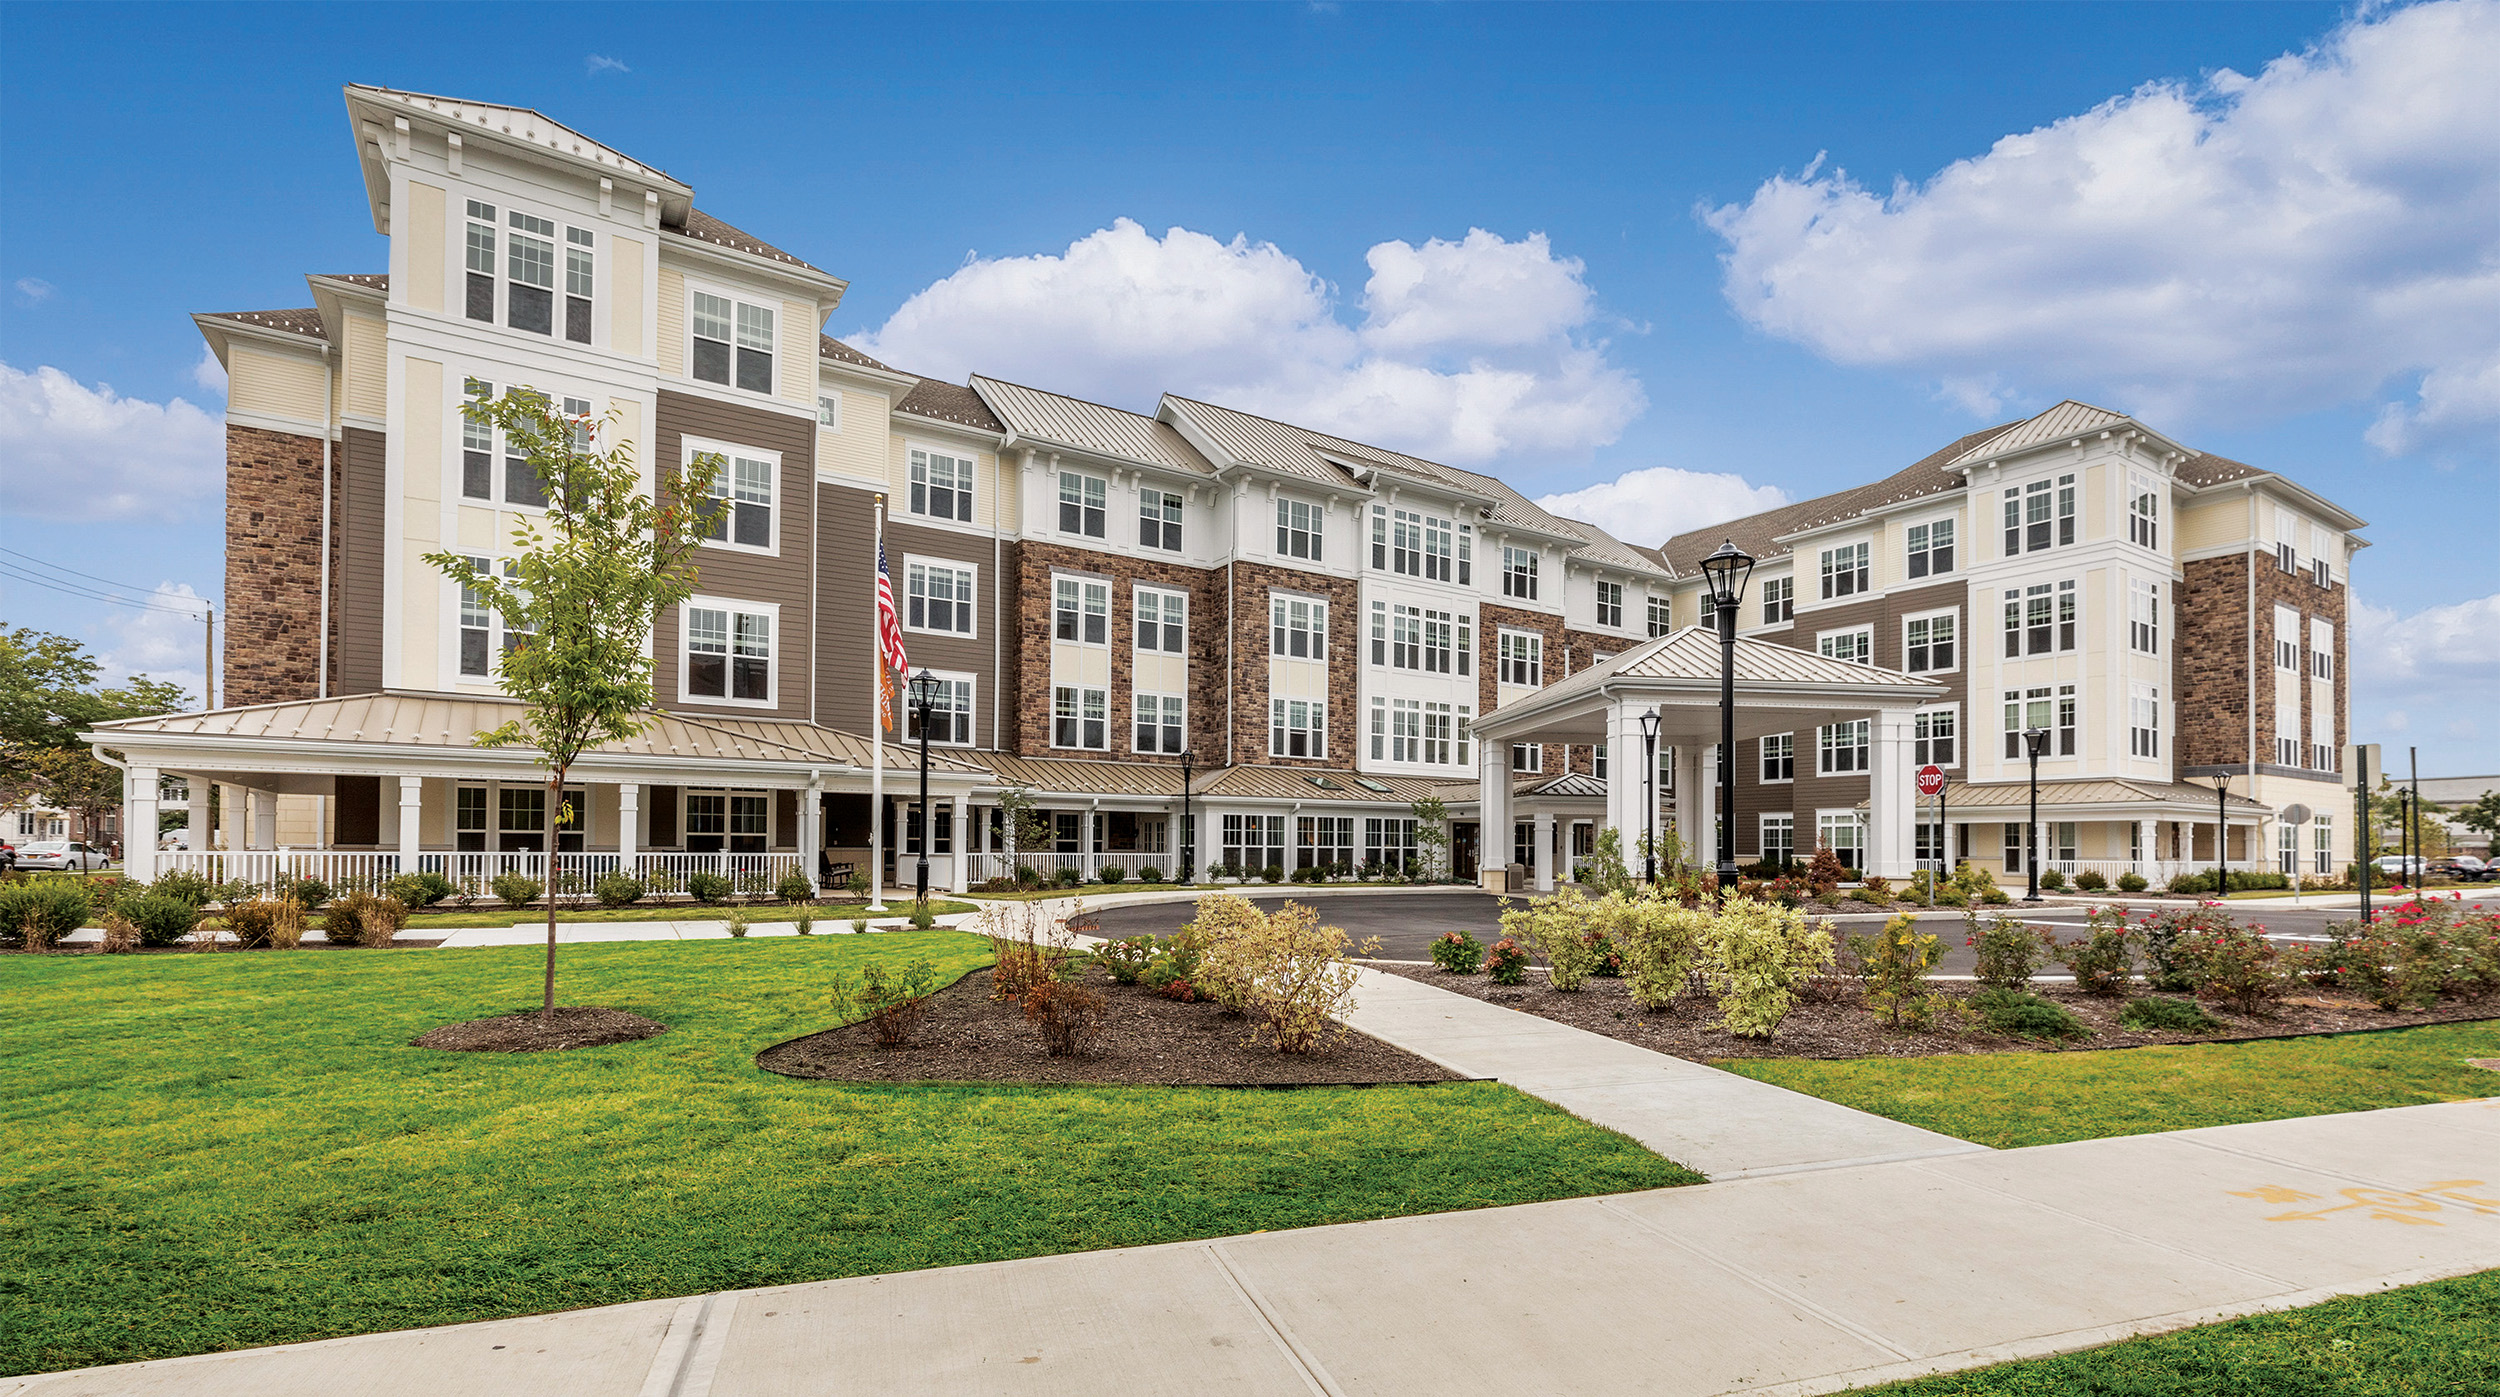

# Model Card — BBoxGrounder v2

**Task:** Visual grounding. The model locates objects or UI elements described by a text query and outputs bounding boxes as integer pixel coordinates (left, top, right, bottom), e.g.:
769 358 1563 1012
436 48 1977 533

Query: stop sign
1916 765 1946 797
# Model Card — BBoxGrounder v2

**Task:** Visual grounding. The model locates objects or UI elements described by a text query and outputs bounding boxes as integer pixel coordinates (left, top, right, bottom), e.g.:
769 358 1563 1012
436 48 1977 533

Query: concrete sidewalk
21 1099 2496 1397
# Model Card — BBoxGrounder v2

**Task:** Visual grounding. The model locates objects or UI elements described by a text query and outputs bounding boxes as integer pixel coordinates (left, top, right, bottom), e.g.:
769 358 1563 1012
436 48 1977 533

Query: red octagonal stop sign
1916 764 1946 796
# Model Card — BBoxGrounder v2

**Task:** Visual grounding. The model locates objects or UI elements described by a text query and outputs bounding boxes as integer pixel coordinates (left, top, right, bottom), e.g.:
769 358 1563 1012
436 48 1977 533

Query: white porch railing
966 851 1181 884
154 851 807 904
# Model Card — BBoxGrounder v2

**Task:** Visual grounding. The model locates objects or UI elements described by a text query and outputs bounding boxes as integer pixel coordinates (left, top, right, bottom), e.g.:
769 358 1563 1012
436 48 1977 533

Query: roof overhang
344 85 693 237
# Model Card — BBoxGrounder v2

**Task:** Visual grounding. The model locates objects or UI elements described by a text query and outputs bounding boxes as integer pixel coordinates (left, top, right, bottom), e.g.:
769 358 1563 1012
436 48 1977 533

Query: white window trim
906 670 979 747
1914 702 1962 770
1497 628 1545 687
1131 689 1188 755
904 441 979 526
682 435 781 557
1057 468 1111 540
1817 719 1871 777
677 595 780 710
1901 607 1960 675
1904 514 1958 579
1051 683 1111 752
681 276 781 401
1134 584 1190 655
816 393 842 431
901 553 980 639
1816 625 1874 666
1759 731 1795 785
1053 572 1113 650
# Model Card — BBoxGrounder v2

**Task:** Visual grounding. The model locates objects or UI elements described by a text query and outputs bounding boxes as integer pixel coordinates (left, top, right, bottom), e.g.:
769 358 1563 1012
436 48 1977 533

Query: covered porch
1922 776 2271 887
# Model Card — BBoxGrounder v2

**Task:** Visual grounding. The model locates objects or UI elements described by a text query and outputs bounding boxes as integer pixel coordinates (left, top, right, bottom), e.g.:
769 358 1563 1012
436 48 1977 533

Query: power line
0 561 212 616
0 545 200 601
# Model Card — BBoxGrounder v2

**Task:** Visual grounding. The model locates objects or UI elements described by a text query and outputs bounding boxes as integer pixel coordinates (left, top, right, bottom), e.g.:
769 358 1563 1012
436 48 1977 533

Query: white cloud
853 219 1644 468
2350 589 2500 766
1535 467 1790 547
97 583 212 707
1705 0 2500 454
13 277 55 304
190 345 227 396
0 363 223 521
585 54 630 76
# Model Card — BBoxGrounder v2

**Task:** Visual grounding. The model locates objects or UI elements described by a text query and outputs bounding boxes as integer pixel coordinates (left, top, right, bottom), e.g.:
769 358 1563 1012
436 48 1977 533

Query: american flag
875 538 910 729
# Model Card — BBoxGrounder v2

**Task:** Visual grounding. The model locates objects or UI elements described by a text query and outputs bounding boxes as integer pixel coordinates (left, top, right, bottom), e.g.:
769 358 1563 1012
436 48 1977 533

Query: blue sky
3 1 2493 771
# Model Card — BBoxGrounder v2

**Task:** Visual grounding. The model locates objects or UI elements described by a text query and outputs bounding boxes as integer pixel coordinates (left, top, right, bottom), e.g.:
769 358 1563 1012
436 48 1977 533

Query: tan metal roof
1947 399 2131 468
1930 777 2267 814
1195 766 1473 804
975 753 1187 798
1651 423 2013 573
973 377 1216 477
1528 625 1940 707
1518 772 1607 799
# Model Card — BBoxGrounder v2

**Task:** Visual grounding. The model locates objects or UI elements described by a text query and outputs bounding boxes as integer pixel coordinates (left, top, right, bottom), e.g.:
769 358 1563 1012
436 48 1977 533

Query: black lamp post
2022 726 2050 902
2212 770 2233 898
905 668 944 906
1698 541 1755 887
1178 745 1195 884
1639 708 1661 883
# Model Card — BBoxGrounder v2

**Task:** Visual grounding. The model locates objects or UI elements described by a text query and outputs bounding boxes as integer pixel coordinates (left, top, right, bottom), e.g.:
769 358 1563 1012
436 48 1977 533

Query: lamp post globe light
2021 726 2050 903
2215 770 2234 896
905 668 946 907
1178 745 1195 884
1698 540 1754 887
1638 707 1661 884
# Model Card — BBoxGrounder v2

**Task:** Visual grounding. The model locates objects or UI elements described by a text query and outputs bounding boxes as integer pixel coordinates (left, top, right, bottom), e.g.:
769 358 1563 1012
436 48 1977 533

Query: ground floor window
2278 820 2298 873
1817 813 1863 870
456 786 489 851
1365 817 1418 873
1760 813 1794 866
1297 815 1352 870
903 802 954 856
1514 821 1534 869
1224 813 1286 874
2313 814 2334 874
1053 812 1084 853
686 790 766 853
1915 820 1944 865
2003 822 2026 874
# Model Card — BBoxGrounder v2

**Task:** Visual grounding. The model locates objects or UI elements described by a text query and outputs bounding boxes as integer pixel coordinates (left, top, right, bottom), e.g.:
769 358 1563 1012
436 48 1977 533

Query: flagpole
868 495 888 914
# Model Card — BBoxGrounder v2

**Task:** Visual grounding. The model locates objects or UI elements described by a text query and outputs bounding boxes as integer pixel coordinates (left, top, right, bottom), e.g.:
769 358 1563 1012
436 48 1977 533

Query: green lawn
1860 1269 2500 1395
396 898 978 930
1719 1021 2500 1149
0 936 1691 1375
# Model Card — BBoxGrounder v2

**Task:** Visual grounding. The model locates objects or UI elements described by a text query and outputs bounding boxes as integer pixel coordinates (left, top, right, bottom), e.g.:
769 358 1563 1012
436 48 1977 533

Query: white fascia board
658 231 845 301
892 411 1004 447
821 357 920 396
1947 418 2196 477
2183 472 2370 537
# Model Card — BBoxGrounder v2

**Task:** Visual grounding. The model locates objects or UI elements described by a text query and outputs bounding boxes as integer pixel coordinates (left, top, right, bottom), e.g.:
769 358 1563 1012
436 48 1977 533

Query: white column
125 765 160 881
396 777 423 869
1697 746 1719 869
2137 819 2156 874
618 784 640 868
798 774 819 886
185 778 209 859
1602 699 1637 868
1673 743 1704 869
1533 810 1556 892
250 790 277 850
1477 730 1511 884
1865 706 1917 878
949 792 971 893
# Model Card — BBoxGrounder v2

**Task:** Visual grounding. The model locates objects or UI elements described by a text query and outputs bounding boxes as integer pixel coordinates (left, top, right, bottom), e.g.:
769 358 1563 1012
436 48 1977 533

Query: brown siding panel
653 390 816 724
332 427 387 695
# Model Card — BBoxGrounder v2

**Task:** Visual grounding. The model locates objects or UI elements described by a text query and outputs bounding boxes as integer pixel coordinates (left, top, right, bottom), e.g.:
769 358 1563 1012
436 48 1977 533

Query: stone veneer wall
2176 554 2253 770
2252 549 2349 770
1478 601 1569 776
1224 559 1358 768
1012 541 1229 763
223 424 328 707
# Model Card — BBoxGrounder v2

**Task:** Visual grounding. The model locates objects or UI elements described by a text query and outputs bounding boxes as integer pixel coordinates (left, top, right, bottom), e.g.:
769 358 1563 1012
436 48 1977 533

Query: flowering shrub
2328 895 2500 1009
1705 896 1835 1039
1486 937 1530 985
1853 910 1941 1027
1429 929 1485 975
2138 904 2237 991
1194 896 1379 1053
2172 923 2285 1014
1095 934 1158 985
2049 907 2136 995
1966 910 2045 989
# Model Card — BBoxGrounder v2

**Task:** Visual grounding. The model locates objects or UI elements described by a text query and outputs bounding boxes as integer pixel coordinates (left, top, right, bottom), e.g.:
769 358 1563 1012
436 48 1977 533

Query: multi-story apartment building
97 86 2364 894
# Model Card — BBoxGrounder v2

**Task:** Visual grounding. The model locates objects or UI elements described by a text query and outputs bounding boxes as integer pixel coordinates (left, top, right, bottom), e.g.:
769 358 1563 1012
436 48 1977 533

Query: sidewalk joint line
2172 1134 2432 1193
635 1294 712 1397
1204 1242 1348 1397
1592 1198 1921 1361
1900 1161 2301 1288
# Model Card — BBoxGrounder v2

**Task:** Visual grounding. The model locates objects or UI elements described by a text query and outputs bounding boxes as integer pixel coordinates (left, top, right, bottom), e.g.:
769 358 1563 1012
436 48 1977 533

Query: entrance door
1451 821 1479 882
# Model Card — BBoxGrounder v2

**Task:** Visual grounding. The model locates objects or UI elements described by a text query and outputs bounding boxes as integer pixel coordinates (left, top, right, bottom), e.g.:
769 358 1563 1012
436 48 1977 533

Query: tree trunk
543 767 563 1017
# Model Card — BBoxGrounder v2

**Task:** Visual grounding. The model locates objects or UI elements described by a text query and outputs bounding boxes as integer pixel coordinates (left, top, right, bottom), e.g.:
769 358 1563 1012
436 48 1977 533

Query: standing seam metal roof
972 377 1216 477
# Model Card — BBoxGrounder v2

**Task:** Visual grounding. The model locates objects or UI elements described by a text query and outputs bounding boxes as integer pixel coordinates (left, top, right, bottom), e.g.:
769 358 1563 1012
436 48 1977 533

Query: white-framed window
1914 706 1958 767
1593 579 1624 628
1053 577 1110 646
2310 525 2335 588
2310 618 2335 680
683 599 774 704
1817 813 1864 870
1270 698 1326 759
1366 817 1420 873
1368 601 1469 674
1818 627 1872 666
816 394 841 430
1906 518 1955 579
1818 720 1869 775
1498 629 1543 686
906 673 976 745
1512 743 1543 774
1760 733 1794 783
1276 498 1323 560
2275 605 2301 672
2313 813 2334 874
1647 595 1672 638
454 556 528 679
2130 684 2160 758
2002 579 2078 657
1134 691 1186 754
905 558 977 636
1904 612 1957 673
689 287 775 394
464 199 498 324
1296 815 1354 871
1271 595 1329 659
460 377 497 500
1371 506 1463 582
2130 580 2160 654
1057 471 1107 538
2129 476 2160 549
688 439 776 551
1139 488 1184 551
562 226 594 344
458 381 580 508
2003 473 2077 555
1052 685 1108 750
2002 684 2078 758
1135 586 1187 654
908 446 973 522
1223 813 1287 874
505 209 557 336
1760 813 1795 866
2275 507 2300 575
1818 543 1869 600
1760 575 1794 624
2277 735 2299 767
1502 545 1540 600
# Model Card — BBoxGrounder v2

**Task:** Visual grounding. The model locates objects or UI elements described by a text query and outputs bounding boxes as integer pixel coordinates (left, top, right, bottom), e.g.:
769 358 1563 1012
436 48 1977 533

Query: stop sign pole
1916 764 1947 905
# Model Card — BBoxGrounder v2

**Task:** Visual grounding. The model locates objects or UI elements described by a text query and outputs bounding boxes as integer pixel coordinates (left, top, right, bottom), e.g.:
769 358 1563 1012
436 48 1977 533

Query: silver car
15 840 110 871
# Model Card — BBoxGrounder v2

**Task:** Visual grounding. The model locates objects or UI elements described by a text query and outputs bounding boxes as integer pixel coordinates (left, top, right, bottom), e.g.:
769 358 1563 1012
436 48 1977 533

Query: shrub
2039 869 2069 892
778 870 816 905
734 868 774 904
1023 979 1107 1056
1971 988 2089 1041
2116 872 2149 893
1054 867 1084 888
283 878 333 909
1847 885 1890 906
1097 934 1159 985
724 910 751 938
831 957 942 1046
323 891 409 947
1967 911 2046 990
850 918 868 934
1195 897 1379 1053
1706 896 1835 1039
2050 907 2137 995
908 901 936 930
489 872 544 908
223 897 306 950
150 870 214 908
1853 911 1942 1027
1486 937 1529 985
1137 866 1165 884
2074 870 2109 892
1503 887 1607 992
2119 996 2222 1033
448 875 484 908
0 881 88 949
2173 924 2285 1013
794 912 815 936
1949 861 2000 900
2139 904 2236 991
385 871 455 909
96 915 141 953
595 872 648 909
1097 865 1126 885
1587 931 1624 976
1608 894 1709 1010
845 871 871 896
111 890 197 949
981 899 1077 1002
1805 844 1847 901
1260 864 1285 884
211 878 259 908
1430 929 1485 975
686 870 732 904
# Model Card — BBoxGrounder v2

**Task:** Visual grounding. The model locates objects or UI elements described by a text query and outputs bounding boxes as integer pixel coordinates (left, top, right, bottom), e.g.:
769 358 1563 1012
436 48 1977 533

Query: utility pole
203 604 215 710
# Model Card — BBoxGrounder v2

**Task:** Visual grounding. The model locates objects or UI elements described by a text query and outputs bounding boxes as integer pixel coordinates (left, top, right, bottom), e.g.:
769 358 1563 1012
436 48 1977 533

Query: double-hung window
1760 576 1794 624
1365 818 1420 873
1818 720 1870 775
1276 499 1323 559
1914 707 1957 767
1223 814 1287 875
1139 488 1183 550
908 447 973 521
506 211 557 335
2003 580 2077 656
1373 506 1450 577
460 384 557 509
1904 613 1956 672
1053 578 1109 645
1271 596 1328 659
1819 543 1868 600
1818 627 1871 665
2129 477 2160 549
460 378 495 499
1760 814 1795 867
2275 605 2301 672
1502 546 1540 599
2311 620 2335 680
685 602 772 702
1368 602 1466 673
1270 699 1326 758
906 560 975 635
1512 743 1543 774
1372 697 1423 763
562 227 593 343
2310 526 2334 588
1760 733 1794 783
2003 474 2077 555
1135 587 1187 654
1647 595 1673 637
2275 508 2300 574
1053 686 1108 750
1498 630 1543 686
2313 814 2335 874
2002 684 2078 758
1595 580 1624 628
1906 519 1955 578
2130 685 2160 757
2130 581 2160 654
499 389 551 508
694 446 775 550
1057 471 1107 537
464 200 498 322
690 290 775 393
455 556 524 679
1134 692 1186 754
907 675 975 745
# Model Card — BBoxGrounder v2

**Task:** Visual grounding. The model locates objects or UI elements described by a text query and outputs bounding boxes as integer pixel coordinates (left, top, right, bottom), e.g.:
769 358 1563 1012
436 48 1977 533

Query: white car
159 828 191 851
16 840 110 871
2372 854 2428 880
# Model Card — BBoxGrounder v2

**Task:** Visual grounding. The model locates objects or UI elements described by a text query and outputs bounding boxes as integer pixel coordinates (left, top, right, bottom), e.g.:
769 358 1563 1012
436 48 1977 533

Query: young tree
1409 794 1450 881
994 785 1054 869
424 393 718 1017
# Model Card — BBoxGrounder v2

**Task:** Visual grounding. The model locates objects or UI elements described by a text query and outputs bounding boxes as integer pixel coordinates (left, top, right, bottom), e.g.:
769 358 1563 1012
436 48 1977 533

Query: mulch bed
1379 963 2500 1060
413 1006 669 1052
760 963 1463 1087
8 938 448 955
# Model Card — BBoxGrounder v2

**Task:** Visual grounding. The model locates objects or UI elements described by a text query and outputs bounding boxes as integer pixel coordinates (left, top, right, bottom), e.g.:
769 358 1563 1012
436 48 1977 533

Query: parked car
0 840 15 874
158 827 191 852
2372 854 2429 881
14 840 110 872
2428 856 2493 882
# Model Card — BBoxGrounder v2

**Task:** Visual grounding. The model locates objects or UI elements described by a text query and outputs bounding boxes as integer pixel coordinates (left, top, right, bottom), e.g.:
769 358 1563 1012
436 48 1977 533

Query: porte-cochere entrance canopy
1471 626 1945 880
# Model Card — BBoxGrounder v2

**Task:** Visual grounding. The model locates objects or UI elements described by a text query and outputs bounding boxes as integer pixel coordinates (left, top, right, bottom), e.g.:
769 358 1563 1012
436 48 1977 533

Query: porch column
1602 699 1638 868
397 777 422 869
1697 746 1719 870
1865 705 1916 878
799 773 821 886
1673 744 1704 869
125 764 159 881
2137 819 2156 875
250 789 276 850
1477 730 1511 882
618 784 640 868
185 778 209 858
1533 810 1556 892
949 792 970 893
